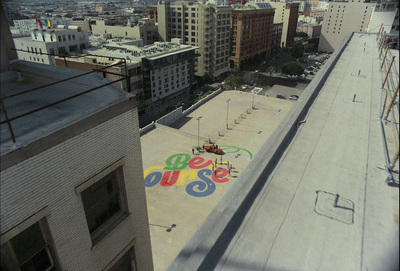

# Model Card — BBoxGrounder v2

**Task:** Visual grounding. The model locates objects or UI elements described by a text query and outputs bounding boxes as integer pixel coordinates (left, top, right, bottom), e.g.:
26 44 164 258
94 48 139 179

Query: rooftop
0 60 129 158
166 32 399 270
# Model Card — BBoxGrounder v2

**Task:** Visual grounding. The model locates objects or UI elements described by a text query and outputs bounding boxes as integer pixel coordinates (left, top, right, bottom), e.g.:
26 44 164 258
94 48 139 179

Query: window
108 246 137 271
1 219 57 271
79 163 128 245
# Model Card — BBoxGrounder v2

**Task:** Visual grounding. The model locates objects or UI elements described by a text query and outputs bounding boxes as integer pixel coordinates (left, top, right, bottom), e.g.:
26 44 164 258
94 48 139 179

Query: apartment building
148 1 232 78
297 23 322 39
1 8 154 271
272 22 283 53
91 18 159 45
229 2 275 70
66 38 198 125
319 0 376 52
70 17 92 32
13 26 89 65
266 0 299 47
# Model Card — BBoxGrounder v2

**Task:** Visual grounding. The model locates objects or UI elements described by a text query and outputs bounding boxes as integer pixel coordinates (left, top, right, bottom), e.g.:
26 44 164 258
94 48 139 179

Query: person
220 156 222 163
192 148 194 154
202 144 205 151
215 158 217 164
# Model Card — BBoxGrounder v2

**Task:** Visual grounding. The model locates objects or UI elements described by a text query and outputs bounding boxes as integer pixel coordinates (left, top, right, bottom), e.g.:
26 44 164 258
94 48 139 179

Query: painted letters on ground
144 147 253 197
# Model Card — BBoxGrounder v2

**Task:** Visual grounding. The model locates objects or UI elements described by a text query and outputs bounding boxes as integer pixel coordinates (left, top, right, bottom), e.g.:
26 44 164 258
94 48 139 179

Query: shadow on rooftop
170 116 193 129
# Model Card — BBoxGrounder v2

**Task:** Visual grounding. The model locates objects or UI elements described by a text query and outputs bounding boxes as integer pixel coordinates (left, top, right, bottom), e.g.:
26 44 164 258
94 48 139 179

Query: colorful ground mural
144 146 252 197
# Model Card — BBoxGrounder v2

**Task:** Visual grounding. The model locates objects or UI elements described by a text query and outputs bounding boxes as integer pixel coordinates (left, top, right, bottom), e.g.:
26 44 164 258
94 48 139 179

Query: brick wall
0 108 154 270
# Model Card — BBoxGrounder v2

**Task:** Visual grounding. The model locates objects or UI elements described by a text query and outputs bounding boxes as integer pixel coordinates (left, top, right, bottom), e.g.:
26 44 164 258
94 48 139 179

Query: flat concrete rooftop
0 60 127 156
141 90 297 271
167 33 399 270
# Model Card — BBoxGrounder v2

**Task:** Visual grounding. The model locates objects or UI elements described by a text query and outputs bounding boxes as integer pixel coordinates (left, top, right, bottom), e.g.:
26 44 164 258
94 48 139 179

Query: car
289 95 299 100
255 70 259 73
204 144 224 154
196 91 204 97
310 71 315 75
304 70 310 74
308 66 315 70
242 85 248 90
174 102 184 108
276 94 286 99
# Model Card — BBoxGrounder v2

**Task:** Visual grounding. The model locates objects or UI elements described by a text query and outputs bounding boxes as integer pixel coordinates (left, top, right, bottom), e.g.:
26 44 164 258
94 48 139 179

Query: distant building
13 26 89 65
147 1 232 78
265 1 299 47
90 18 159 45
318 1 329 10
297 23 322 39
56 38 198 125
272 22 284 53
70 18 92 32
12 18 71 37
229 2 275 70
319 0 376 52
1 4 154 270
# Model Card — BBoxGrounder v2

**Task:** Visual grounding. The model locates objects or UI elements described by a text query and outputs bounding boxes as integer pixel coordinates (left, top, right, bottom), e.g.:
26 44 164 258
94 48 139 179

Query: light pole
196 116 202 148
252 91 255 109
226 99 231 129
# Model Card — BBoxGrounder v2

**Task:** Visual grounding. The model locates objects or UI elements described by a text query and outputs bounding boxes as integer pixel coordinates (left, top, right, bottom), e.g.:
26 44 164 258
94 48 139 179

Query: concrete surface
140 91 295 271
167 33 399 271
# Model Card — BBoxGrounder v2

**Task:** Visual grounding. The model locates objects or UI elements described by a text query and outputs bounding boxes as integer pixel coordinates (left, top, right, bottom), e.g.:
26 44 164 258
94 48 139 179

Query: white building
318 1 330 10
13 26 90 65
318 0 376 52
1 7 154 270
13 18 71 36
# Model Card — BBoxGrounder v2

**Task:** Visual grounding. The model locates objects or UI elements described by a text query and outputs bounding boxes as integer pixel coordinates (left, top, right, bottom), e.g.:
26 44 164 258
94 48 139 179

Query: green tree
304 43 316 53
308 38 320 48
266 66 276 77
282 61 304 78
296 32 308 38
225 74 242 89
291 43 304 59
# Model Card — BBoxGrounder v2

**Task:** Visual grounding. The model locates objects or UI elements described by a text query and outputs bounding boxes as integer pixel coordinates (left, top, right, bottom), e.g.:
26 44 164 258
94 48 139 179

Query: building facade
272 22 284 53
319 0 376 52
266 1 299 47
60 38 198 125
90 18 159 45
229 2 275 70
13 26 89 65
297 23 322 39
148 1 232 78
13 18 71 36
368 0 399 34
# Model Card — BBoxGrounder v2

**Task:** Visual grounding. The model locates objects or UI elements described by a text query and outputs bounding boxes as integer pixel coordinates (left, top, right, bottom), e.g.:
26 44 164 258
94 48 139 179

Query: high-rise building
147 1 232 78
318 0 376 52
229 2 275 70
368 0 399 35
264 1 300 48
0 2 154 270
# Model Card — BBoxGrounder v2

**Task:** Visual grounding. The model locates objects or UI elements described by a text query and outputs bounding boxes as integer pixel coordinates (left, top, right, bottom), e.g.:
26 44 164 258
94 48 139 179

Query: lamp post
252 91 255 109
226 99 231 129
196 116 202 148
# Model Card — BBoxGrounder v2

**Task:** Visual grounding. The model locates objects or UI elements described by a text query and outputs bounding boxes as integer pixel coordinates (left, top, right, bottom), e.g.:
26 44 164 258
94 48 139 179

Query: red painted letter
212 168 230 183
160 171 180 186
188 157 213 169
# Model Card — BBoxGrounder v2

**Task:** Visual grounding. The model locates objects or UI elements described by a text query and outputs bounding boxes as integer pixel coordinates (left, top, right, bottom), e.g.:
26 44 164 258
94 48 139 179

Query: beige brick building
319 0 376 52
265 0 300 48
147 1 232 78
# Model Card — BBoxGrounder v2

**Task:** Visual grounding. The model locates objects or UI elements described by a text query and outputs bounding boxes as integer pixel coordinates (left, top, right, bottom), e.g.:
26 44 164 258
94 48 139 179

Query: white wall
0 109 154 271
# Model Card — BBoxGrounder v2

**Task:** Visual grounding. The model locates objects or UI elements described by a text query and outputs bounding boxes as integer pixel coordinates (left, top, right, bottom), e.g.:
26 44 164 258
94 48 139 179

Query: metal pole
380 45 389 68
379 31 386 52
384 82 399 120
382 56 396 88
226 99 231 129
252 92 255 109
376 23 383 40
196 116 202 148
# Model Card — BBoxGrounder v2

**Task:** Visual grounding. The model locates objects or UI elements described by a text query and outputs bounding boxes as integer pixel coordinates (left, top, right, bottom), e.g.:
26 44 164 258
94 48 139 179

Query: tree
291 43 304 59
296 32 308 38
224 74 242 89
308 38 320 48
266 66 276 77
282 61 304 78
304 43 316 53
